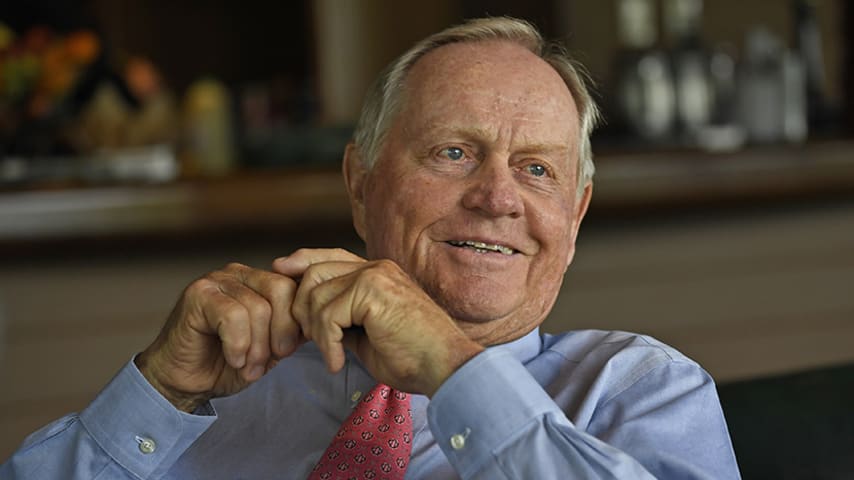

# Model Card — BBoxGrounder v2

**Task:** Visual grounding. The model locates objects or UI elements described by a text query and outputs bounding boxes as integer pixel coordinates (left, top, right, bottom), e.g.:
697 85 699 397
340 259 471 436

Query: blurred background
1 0 852 477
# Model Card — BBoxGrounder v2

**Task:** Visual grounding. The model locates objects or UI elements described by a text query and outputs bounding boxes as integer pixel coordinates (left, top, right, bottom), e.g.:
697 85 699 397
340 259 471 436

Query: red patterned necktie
308 383 413 480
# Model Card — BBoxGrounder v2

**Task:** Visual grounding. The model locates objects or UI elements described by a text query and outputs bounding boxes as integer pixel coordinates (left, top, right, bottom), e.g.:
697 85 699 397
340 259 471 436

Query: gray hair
352 16 600 197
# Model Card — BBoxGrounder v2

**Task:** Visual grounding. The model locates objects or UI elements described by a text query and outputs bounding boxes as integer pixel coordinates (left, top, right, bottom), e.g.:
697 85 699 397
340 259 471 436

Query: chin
442 297 548 346
429 286 521 324
444 304 507 324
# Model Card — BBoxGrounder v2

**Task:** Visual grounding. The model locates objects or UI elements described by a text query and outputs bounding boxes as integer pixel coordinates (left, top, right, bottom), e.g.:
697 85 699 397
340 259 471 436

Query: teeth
449 240 515 255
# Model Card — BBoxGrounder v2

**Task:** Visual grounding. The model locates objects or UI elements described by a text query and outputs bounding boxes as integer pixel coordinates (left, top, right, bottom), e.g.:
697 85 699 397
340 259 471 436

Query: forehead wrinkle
415 116 574 158
397 40 580 160
414 93 572 140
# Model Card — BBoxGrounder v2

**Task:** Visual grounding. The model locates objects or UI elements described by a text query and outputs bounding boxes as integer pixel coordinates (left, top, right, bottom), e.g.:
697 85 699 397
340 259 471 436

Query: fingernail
248 365 264 380
230 353 246 370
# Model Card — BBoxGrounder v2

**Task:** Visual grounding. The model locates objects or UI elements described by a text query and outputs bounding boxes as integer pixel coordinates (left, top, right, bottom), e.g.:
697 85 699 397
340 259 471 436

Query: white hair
352 16 600 197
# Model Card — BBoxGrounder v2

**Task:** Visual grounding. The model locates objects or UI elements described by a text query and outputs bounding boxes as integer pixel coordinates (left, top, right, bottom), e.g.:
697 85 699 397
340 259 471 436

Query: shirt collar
486 327 542 365
343 327 544 378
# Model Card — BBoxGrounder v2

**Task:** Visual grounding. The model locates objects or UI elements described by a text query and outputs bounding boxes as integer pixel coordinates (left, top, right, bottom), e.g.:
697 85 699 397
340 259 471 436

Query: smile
447 240 516 255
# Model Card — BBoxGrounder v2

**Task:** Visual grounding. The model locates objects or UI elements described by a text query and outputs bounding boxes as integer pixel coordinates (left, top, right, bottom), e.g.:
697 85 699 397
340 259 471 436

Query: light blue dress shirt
1 328 740 479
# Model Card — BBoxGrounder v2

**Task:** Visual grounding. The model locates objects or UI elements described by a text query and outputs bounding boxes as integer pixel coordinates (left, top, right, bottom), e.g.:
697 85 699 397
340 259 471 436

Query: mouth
447 240 517 256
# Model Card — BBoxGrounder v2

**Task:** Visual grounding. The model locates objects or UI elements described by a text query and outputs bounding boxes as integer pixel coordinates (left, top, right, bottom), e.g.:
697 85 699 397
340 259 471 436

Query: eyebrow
416 123 572 156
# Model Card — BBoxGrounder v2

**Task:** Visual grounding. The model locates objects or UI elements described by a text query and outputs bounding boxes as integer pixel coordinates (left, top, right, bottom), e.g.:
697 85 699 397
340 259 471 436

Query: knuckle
247 299 273 321
364 260 399 283
219 301 250 324
302 263 323 283
229 337 251 355
289 294 309 322
203 270 225 283
219 316 251 350
185 277 216 297
246 344 269 363
273 317 298 338
314 300 332 322
373 258 399 272
223 262 248 272
307 285 325 310
267 274 295 293
331 247 355 259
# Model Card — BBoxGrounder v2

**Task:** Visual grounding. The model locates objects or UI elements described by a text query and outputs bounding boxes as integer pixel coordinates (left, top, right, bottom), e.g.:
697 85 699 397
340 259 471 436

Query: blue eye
442 147 465 161
527 164 547 177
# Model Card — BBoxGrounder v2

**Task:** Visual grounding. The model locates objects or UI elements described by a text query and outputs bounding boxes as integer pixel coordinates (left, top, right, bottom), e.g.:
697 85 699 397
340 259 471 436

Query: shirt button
351 390 362 402
450 433 466 450
137 436 157 454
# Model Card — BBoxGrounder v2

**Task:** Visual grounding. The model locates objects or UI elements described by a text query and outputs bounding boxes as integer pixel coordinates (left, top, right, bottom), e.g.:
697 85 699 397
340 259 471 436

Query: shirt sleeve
0 358 217 480
426 348 740 479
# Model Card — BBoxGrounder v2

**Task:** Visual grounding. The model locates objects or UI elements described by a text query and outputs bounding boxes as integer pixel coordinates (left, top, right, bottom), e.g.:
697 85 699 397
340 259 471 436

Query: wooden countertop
2 140 853 245
591 140 854 210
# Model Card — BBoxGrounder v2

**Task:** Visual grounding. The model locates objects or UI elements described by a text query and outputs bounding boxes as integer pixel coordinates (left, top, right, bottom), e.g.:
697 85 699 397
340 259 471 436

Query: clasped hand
135 248 483 412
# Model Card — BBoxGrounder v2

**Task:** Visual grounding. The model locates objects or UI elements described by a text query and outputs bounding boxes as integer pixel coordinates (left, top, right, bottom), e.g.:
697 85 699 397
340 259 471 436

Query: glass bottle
614 0 676 143
663 0 713 143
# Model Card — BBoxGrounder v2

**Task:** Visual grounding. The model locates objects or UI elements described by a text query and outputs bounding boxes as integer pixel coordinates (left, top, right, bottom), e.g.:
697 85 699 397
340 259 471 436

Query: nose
461 158 525 218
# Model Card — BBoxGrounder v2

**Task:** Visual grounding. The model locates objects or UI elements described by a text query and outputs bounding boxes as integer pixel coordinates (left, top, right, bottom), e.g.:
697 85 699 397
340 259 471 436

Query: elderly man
2 17 740 479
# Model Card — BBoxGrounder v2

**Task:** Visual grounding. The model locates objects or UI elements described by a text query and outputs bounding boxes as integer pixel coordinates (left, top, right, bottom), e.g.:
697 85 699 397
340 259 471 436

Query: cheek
363 175 445 258
363 194 400 259
528 198 576 274
535 196 575 244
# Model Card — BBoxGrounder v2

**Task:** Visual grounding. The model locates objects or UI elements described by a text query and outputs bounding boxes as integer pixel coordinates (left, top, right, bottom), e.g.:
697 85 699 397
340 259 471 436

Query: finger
230 266 302 358
199 290 252 370
243 308 271 382
309 286 356 373
272 248 365 278
291 261 363 336
315 318 347 374
215 275 273 381
310 270 381 374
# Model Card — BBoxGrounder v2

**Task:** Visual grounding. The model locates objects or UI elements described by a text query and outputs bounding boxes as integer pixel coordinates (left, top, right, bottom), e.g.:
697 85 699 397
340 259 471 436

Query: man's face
348 40 591 346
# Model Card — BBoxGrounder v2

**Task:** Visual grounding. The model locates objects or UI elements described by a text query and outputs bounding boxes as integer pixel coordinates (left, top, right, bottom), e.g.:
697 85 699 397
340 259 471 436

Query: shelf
0 168 352 242
591 140 854 211
2 141 854 246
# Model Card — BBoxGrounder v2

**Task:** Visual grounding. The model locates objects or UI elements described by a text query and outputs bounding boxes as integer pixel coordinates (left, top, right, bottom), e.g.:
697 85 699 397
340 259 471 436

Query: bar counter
1 140 853 248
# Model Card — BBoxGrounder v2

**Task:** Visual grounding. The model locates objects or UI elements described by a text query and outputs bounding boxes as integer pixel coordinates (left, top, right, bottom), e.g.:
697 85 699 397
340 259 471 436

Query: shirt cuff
427 348 561 478
79 357 217 478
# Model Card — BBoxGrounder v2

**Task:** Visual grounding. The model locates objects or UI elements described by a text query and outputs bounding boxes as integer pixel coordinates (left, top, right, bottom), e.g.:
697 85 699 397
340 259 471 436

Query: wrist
425 339 484 397
134 351 211 413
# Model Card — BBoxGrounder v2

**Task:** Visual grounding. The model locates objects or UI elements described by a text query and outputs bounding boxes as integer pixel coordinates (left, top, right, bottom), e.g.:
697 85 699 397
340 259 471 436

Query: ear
342 143 368 241
565 182 593 268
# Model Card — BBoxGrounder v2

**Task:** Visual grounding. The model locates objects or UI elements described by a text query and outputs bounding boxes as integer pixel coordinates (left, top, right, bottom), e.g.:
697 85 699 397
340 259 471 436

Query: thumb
272 249 366 277
272 256 303 278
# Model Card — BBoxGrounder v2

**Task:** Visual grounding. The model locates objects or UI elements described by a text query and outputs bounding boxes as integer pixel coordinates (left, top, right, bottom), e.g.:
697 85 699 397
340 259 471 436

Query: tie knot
308 383 413 480
363 384 408 404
